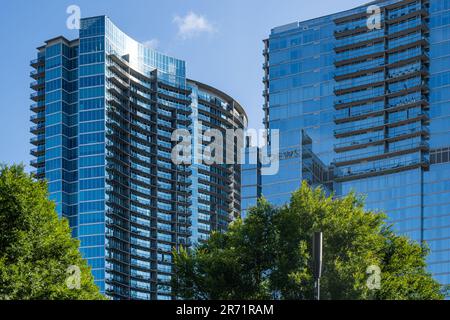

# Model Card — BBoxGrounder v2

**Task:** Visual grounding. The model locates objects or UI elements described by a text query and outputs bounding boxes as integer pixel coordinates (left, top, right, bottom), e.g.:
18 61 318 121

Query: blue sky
0 0 367 169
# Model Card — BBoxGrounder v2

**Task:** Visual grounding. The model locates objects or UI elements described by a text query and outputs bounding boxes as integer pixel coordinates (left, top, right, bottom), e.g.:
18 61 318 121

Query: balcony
386 81 429 99
387 66 428 82
130 78 154 96
334 23 385 39
30 145 45 157
34 167 45 179
30 102 45 113
108 64 130 83
108 83 129 100
30 112 45 124
30 123 45 134
177 178 192 185
388 9 429 26
333 10 367 25
336 85 428 111
335 157 429 182
334 141 429 166
389 1 421 13
388 94 429 110
334 99 429 131
387 19 428 38
108 53 130 70
177 228 193 236
334 78 385 95
388 109 429 123
334 58 385 80
30 69 44 80
334 30 385 52
334 134 385 152
178 218 192 226
335 91 385 109
335 44 385 65
30 158 45 168
30 80 45 90
131 89 158 106
334 105 385 124
387 49 429 68
388 35 428 53
30 91 45 102
109 76 130 91
30 57 44 68
387 125 429 141
30 135 45 146
334 120 385 138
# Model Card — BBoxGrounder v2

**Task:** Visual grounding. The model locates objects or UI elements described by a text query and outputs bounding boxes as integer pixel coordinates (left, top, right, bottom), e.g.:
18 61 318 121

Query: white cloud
173 11 216 39
142 39 159 49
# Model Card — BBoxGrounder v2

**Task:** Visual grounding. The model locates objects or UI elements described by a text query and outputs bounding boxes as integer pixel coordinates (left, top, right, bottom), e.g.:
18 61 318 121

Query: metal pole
312 232 323 301
316 278 320 301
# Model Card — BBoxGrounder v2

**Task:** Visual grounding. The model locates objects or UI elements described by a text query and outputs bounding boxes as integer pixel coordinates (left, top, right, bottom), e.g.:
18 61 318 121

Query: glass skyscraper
30 16 247 300
255 0 450 292
241 140 262 219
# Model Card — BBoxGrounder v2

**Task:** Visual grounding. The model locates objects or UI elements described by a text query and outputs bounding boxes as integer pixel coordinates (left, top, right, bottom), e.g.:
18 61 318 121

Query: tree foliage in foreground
173 181 444 300
0 165 104 300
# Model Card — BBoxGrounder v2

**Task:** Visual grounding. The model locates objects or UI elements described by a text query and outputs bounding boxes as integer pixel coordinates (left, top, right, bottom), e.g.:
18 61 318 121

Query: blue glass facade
241 141 261 219
258 0 450 291
30 16 247 300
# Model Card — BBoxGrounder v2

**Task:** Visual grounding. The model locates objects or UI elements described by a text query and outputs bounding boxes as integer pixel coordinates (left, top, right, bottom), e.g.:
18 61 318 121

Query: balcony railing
335 124 429 152
335 156 429 180
388 3 423 20
388 18 422 35
334 58 385 78
30 57 44 68
388 34 427 51
334 119 385 136
387 64 424 79
388 126 429 140
334 141 429 165
30 158 45 168
30 69 44 79
30 123 45 133
335 29 385 49
30 112 45 122
334 74 385 92
334 104 385 122
335 44 385 63
334 134 385 150
30 102 45 112
335 19 386 37
388 111 429 124
30 135 45 146
30 79 45 90
388 48 429 65
30 145 45 156
30 91 45 101
388 93 427 108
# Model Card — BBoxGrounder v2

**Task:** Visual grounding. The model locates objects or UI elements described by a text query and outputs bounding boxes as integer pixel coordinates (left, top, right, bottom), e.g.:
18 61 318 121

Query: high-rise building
259 0 450 291
29 15 247 300
241 138 262 219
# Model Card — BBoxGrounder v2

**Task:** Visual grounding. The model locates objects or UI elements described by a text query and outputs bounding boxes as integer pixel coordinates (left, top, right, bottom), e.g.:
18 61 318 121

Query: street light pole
312 232 323 301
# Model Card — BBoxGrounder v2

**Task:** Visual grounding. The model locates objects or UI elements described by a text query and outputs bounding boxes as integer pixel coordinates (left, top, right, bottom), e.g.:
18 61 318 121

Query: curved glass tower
30 16 247 300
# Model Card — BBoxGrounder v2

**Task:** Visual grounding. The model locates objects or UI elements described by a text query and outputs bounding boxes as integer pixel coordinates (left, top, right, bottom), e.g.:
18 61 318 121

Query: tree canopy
172 181 444 300
0 164 104 300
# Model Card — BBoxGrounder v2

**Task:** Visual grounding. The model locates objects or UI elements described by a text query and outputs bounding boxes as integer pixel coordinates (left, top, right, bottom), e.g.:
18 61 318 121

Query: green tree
173 181 444 300
0 164 105 300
